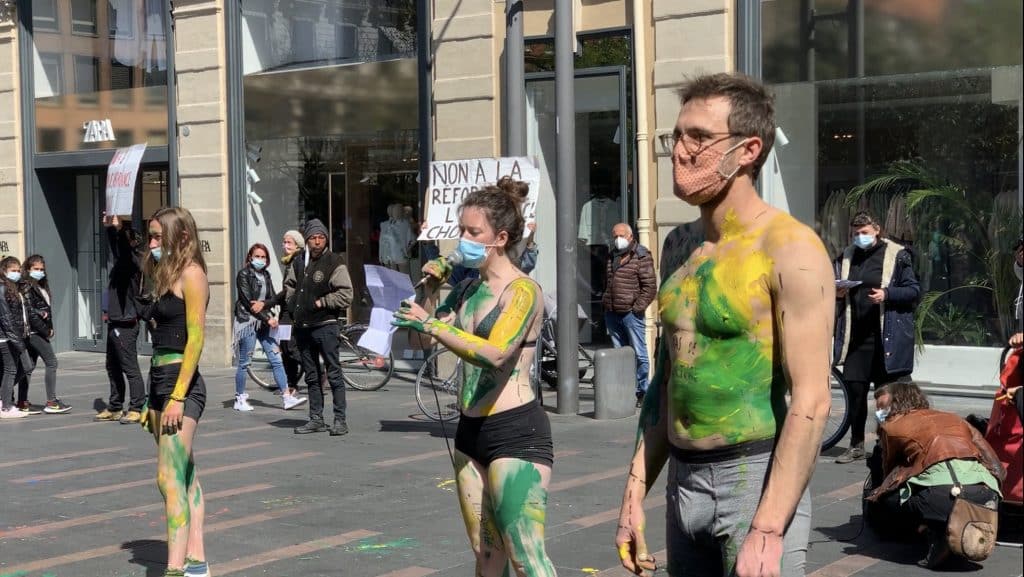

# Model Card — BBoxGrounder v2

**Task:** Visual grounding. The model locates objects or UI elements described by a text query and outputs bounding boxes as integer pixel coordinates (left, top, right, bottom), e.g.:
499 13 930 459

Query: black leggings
1 342 31 408
27 334 58 401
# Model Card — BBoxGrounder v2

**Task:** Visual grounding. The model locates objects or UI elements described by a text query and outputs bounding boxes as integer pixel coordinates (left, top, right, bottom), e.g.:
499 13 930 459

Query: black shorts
455 401 553 467
148 363 206 422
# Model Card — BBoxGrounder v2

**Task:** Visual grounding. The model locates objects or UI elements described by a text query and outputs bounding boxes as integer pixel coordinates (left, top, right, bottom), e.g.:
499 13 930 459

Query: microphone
414 251 463 289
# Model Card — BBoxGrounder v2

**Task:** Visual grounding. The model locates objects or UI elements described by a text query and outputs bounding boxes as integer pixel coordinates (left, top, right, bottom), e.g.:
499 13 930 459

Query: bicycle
820 366 851 451
248 323 394 392
415 347 462 422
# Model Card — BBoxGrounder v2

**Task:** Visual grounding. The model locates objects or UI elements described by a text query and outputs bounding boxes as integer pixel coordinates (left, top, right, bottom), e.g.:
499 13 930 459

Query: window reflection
32 0 168 153
762 0 1022 346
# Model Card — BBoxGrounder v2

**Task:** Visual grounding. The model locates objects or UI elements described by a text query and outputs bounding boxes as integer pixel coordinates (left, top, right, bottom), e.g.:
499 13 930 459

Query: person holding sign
393 184 555 577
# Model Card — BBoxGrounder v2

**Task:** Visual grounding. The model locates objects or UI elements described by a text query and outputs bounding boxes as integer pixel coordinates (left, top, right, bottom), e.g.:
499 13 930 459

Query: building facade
1 0 1020 385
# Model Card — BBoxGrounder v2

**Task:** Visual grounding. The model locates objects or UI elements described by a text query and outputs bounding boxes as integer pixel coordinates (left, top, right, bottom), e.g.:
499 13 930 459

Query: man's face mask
673 138 747 205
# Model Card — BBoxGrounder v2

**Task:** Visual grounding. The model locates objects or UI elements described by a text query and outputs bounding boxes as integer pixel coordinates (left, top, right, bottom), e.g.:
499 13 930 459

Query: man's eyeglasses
659 131 743 156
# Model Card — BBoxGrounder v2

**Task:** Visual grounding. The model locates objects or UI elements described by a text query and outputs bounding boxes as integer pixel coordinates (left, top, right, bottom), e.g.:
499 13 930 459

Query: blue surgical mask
29 270 46 281
874 408 890 423
456 238 491 269
251 258 267 270
151 247 163 262
854 234 876 250
5 271 22 283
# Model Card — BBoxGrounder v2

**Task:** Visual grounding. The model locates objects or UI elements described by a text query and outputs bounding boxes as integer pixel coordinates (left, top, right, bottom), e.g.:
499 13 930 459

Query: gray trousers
666 449 812 577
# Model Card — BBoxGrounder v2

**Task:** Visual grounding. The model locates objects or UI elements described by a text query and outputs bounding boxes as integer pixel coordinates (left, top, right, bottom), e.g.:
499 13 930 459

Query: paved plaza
1 353 1021 577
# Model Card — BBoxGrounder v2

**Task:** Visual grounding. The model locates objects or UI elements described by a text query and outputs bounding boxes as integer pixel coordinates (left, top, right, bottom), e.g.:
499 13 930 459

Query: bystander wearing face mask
854 234 876 250
613 236 630 252
874 408 890 423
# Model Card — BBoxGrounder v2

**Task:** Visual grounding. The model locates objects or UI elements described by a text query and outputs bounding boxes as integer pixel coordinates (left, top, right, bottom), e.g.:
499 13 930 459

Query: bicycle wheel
415 348 461 422
337 325 394 391
246 349 278 391
820 367 851 451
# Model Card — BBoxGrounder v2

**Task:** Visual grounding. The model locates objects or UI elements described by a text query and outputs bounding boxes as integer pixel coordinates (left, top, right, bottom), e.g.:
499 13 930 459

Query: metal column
417 0 433 210
554 0 579 415
505 0 525 155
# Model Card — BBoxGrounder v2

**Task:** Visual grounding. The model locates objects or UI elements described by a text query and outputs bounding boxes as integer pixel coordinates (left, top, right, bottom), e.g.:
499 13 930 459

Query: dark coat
0 283 27 347
105 226 143 324
235 265 278 324
21 282 53 336
602 242 657 315
834 239 920 375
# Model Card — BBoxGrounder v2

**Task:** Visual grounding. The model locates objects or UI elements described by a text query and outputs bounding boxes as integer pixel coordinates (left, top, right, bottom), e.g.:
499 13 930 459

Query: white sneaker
233 393 254 412
283 394 308 410
1 407 27 419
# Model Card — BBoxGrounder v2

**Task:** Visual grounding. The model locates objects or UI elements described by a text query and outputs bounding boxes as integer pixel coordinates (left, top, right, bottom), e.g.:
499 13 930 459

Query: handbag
944 461 999 562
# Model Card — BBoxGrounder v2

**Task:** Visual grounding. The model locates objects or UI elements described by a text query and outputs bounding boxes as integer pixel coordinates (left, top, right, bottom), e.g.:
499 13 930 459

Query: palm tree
848 159 1022 348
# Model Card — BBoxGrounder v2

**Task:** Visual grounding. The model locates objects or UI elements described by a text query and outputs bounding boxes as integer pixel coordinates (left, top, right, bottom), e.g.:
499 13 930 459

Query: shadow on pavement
266 418 309 429
379 418 454 438
122 538 167 577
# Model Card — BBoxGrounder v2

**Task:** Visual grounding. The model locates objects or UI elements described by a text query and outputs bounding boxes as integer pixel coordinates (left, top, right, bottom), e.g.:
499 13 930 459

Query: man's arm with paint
734 229 833 577
615 338 669 575
394 279 539 370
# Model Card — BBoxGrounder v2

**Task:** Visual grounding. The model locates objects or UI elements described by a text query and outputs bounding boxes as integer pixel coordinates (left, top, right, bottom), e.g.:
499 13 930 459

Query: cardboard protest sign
105 143 147 216
419 157 539 241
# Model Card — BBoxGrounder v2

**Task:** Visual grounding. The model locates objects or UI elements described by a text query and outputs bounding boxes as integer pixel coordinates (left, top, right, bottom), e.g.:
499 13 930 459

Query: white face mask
613 236 630 251
874 408 890 423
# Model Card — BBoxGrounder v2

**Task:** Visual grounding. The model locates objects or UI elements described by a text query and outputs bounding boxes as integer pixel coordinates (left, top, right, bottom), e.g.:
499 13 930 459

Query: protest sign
105 143 147 216
419 157 539 241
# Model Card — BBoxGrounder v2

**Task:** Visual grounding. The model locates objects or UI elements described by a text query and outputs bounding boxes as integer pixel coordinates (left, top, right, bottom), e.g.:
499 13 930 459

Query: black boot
329 420 349 436
294 418 328 434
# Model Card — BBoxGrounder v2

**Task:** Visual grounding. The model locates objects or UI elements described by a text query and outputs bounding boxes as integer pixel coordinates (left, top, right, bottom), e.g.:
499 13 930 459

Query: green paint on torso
661 258 786 444
457 282 499 410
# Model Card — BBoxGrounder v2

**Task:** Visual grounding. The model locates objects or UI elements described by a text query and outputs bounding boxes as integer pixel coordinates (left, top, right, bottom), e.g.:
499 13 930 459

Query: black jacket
20 282 53 336
0 283 27 347
235 266 278 324
106 226 144 324
284 250 353 328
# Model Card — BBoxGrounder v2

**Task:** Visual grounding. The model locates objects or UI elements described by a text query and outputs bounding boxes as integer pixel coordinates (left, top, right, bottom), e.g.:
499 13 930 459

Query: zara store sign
83 119 116 143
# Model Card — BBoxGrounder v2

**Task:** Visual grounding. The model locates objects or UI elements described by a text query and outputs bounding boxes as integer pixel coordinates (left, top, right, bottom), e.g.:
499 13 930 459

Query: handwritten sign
419 157 540 241
105 143 147 216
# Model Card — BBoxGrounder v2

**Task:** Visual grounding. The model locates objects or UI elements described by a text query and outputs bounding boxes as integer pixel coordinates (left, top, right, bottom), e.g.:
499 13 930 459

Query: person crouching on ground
865 382 1004 569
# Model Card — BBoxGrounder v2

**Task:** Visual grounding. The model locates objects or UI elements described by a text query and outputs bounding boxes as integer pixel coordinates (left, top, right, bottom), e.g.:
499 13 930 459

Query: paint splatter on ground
436 479 456 492
347 537 420 554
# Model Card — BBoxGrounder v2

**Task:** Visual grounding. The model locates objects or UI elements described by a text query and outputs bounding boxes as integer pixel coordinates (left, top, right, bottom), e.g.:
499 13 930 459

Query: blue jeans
604 311 649 396
235 326 288 395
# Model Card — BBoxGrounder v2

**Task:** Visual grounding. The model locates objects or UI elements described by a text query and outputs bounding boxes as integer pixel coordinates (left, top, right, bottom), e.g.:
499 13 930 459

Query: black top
105 226 143 324
150 292 188 352
848 242 885 344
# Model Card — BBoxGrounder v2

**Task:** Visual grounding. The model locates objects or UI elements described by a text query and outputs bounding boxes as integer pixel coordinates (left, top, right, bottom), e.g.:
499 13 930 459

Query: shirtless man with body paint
615 73 835 577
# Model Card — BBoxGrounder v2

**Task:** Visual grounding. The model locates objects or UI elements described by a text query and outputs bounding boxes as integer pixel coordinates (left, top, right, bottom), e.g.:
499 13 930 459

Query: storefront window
241 0 418 321
763 0 1022 347
31 0 169 153
524 30 634 343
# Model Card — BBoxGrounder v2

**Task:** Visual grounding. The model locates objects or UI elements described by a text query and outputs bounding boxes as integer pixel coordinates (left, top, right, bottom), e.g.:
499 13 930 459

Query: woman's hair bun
496 176 529 202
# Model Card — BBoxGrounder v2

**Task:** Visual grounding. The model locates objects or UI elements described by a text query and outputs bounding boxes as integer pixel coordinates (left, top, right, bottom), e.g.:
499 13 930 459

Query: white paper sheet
270 324 292 342
358 265 416 356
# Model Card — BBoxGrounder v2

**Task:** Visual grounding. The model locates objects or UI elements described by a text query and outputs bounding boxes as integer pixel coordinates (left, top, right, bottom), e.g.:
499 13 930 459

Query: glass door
73 171 107 350
526 68 629 343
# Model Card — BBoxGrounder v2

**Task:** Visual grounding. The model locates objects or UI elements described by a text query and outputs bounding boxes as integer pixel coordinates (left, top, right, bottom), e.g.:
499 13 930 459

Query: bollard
593 347 637 419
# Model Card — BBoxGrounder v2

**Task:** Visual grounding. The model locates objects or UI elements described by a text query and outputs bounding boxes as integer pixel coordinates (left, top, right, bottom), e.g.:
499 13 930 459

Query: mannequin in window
379 204 412 277
578 186 621 297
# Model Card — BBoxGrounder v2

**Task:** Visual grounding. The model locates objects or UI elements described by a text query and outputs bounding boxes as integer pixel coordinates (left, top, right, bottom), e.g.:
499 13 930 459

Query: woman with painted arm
139 207 211 577
393 181 556 577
